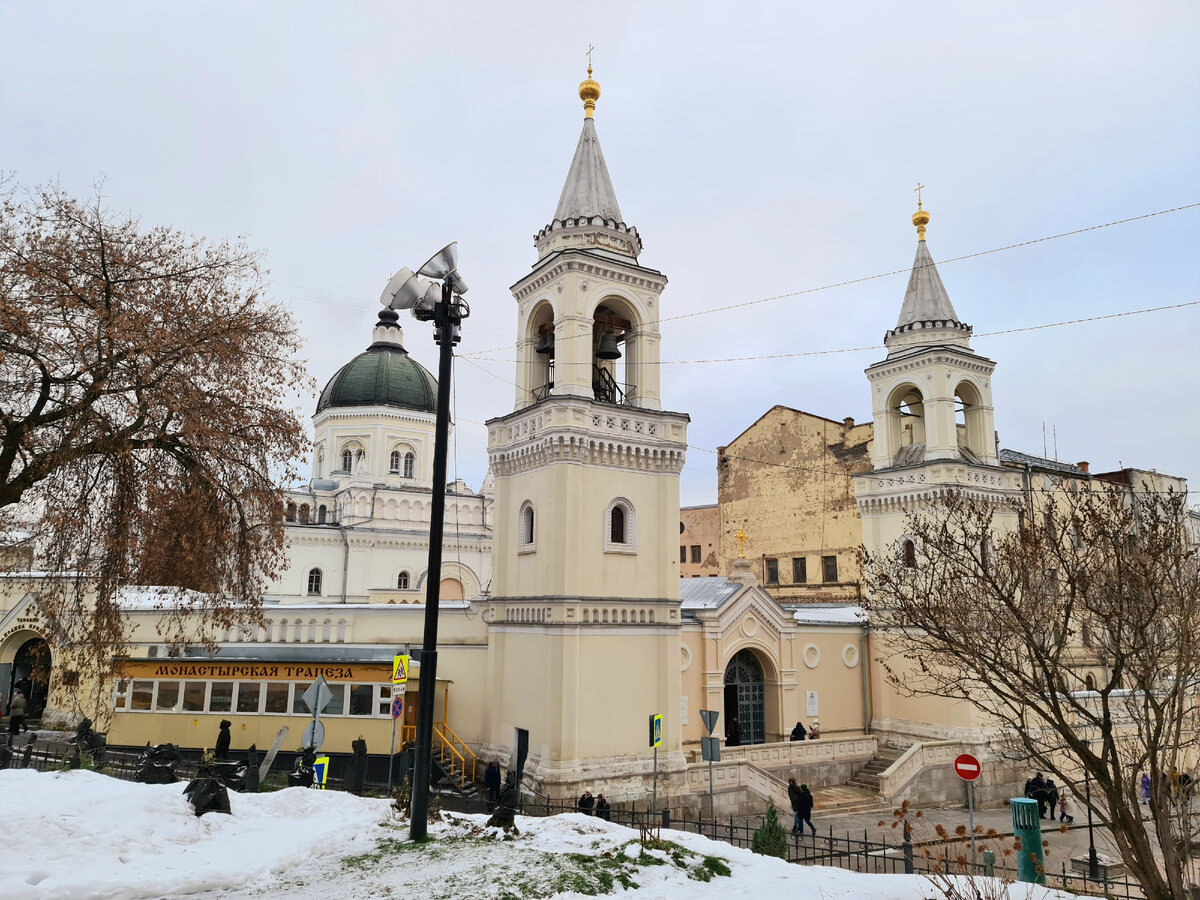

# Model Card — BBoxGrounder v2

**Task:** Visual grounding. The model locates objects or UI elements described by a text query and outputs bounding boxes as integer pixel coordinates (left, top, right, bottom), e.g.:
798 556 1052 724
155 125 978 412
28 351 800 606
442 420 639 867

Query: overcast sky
3 1 1197 506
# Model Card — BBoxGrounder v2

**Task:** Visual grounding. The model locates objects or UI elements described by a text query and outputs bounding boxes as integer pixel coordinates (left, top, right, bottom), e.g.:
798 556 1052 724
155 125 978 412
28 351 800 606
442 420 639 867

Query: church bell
597 332 622 360
535 333 555 356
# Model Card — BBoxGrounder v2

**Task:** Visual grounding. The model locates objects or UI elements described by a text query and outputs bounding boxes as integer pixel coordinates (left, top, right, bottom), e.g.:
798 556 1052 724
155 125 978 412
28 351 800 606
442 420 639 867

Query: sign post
388 649 410 792
649 713 662 817
699 709 720 823
301 676 333 756
953 752 982 863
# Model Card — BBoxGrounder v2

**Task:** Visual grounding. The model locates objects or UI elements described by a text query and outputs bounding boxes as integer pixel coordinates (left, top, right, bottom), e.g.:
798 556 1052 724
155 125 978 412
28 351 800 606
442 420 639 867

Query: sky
3 1 1198 506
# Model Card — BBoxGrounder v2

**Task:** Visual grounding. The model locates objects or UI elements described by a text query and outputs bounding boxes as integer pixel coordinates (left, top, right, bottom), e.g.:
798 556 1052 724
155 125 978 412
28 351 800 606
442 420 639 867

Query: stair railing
434 722 477 787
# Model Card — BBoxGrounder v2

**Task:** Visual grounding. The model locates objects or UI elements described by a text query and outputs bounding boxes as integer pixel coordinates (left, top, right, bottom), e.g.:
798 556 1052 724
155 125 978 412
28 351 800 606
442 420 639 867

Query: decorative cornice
511 252 666 301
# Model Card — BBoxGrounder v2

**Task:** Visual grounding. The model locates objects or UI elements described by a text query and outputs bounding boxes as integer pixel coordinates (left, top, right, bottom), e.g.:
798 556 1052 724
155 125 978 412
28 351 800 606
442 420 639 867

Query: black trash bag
183 776 232 816
134 742 181 784
287 746 317 788
71 718 107 769
343 738 368 795
212 760 248 792
0 736 12 770
245 744 261 793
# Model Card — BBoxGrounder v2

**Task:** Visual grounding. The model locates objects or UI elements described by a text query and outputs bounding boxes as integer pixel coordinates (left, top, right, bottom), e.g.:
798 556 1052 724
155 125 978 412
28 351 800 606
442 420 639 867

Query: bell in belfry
535 333 555 355
597 332 621 360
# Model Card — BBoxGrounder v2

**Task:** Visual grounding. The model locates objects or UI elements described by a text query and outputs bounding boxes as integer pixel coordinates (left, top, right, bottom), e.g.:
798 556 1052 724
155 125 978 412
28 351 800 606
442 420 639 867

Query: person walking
795 783 815 835
1140 771 1151 804
1058 790 1074 823
1029 772 1048 818
595 793 611 821
809 719 820 740
789 721 807 741
787 777 804 833
1045 778 1060 818
7 691 26 736
485 760 502 807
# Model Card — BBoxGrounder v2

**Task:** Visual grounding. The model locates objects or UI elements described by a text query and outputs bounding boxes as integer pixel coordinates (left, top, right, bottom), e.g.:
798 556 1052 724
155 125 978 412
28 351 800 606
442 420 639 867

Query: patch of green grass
702 855 732 877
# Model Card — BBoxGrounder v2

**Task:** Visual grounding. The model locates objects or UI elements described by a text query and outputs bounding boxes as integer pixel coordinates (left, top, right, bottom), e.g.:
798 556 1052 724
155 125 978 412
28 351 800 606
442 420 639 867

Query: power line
458 299 1200 367
458 201 1200 359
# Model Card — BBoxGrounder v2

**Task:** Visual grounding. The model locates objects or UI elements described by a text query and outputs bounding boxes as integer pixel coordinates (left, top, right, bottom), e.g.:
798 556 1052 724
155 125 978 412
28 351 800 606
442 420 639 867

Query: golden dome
912 204 930 241
579 65 601 118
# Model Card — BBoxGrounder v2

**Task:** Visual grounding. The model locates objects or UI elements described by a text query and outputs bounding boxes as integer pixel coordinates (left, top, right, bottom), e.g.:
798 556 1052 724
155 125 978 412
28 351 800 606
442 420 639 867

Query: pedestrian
789 721 807 741
7 691 26 736
809 719 820 740
787 777 803 833
485 760 502 806
1058 790 1073 823
1140 771 1151 804
595 793 611 821
1045 778 1060 816
577 790 595 815
214 720 232 759
727 717 741 748
1030 772 1048 818
795 782 815 835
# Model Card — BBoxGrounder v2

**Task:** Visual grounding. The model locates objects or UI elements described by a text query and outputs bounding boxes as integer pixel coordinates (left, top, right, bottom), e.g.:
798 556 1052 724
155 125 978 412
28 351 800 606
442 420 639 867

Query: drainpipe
860 622 871 735
339 524 350 604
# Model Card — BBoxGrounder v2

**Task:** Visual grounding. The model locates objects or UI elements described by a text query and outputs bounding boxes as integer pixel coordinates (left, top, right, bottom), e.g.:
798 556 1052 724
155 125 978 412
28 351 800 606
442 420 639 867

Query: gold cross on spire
586 43 594 73
914 182 925 209
735 528 748 559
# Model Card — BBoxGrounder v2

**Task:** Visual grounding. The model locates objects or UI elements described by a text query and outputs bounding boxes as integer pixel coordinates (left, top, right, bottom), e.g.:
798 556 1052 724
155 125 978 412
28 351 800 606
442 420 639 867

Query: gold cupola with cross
483 60 690 800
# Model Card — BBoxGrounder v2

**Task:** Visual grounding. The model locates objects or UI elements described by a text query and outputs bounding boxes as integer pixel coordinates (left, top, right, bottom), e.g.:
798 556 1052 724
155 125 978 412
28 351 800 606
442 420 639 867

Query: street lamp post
380 244 468 842
1084 744 1099 880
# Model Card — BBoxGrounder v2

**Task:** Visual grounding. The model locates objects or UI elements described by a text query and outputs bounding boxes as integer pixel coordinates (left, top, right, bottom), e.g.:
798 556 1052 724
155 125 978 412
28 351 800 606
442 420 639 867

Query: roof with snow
679 577 742 611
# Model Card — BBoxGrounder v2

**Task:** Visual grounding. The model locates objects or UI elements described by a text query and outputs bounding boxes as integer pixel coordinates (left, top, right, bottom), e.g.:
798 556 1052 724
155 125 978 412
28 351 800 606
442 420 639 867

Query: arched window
605 498 635 552
518 501 535 551
355 449 366 472
611 506 625 543
341 449 353 472
1084 672 1096 691
306 568 323 596
317 505 327 524
390 449 401 473
285 502 296 523
404 452 415 479
298 504 310 525
397 571 410 590
902 539 917 568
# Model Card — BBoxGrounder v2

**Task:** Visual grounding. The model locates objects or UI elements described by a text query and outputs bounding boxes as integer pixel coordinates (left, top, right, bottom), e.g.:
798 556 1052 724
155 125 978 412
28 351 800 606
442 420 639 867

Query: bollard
1011 798 1045 885
903 821 914 875
982 848 995 877
661 807 670 829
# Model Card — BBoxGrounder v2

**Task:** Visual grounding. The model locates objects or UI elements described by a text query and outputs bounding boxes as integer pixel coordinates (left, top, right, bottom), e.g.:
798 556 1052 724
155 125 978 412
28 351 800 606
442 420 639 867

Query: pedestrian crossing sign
313 756 330 789
649 713 662 748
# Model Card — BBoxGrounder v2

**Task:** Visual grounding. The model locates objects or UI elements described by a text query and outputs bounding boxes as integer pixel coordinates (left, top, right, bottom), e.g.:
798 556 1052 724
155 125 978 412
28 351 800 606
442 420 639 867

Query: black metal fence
2 749 1145 899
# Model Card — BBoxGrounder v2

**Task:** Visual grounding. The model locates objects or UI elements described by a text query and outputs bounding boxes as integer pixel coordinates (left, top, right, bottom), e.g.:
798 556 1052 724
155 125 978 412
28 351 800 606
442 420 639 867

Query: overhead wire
458 201 1200 359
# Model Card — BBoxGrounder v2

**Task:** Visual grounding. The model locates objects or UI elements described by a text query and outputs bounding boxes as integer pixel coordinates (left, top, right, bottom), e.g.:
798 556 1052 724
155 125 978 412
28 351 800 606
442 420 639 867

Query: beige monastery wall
718 407 873 603
679 504 720 578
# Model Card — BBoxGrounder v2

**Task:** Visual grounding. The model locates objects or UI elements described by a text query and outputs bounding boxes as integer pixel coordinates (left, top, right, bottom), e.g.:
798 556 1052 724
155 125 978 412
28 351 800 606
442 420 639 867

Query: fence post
903 822 914 875
982 849 995 877
661 806 669 829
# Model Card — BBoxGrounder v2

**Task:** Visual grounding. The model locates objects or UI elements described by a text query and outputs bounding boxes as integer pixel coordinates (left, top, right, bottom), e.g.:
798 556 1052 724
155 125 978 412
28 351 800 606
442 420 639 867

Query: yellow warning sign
392 654 410 685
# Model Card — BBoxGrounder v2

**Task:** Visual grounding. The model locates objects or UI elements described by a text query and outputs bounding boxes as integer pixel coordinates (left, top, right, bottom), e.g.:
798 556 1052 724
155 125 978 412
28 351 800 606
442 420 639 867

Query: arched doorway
11 637 51 718
724 649 765 745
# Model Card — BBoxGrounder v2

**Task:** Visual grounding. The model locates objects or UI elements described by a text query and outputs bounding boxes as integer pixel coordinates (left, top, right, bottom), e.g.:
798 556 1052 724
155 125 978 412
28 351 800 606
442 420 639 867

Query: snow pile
0 769 1090 899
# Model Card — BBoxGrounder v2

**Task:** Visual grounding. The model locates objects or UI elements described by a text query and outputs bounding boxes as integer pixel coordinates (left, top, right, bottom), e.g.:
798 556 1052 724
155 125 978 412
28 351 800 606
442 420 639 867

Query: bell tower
483 66 690 800
854 200 1021 556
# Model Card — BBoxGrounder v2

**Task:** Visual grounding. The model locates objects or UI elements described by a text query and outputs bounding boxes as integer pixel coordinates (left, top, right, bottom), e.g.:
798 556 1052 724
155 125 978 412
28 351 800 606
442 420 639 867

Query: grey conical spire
553 117 624 223
895 239 960 328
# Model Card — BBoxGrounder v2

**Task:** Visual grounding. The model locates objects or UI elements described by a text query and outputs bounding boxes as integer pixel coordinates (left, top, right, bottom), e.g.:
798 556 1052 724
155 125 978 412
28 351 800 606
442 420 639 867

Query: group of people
575 789 612 820
1023 772 1073 823
789 720 820 742
787 777 815 835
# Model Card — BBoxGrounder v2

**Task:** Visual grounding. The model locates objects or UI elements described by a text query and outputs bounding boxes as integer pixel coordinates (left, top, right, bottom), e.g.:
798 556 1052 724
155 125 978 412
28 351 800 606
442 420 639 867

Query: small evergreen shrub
751 801 788 859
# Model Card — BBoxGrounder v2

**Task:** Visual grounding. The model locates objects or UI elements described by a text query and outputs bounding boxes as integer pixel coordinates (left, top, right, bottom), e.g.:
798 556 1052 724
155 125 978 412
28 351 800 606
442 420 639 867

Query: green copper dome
316 310 437 414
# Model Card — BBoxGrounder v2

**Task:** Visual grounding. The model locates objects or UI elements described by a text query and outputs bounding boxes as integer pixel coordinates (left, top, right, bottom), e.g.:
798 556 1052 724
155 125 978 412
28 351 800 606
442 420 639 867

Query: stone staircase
847 750 903 795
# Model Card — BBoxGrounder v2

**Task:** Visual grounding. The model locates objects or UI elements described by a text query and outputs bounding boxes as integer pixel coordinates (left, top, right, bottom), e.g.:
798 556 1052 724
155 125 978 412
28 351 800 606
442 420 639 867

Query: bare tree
860 486 1200 899
0 183 311 717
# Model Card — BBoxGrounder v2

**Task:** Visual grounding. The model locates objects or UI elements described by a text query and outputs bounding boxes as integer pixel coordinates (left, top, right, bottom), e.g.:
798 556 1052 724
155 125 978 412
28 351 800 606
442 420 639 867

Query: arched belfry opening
592 300 635 406
954 380 989 462
724 648 765 745
526 300 556 402
886 384 926 466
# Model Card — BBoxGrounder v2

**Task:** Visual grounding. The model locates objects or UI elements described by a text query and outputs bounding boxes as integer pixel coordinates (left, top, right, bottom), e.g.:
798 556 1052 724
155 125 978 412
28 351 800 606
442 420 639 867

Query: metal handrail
434 721 477 786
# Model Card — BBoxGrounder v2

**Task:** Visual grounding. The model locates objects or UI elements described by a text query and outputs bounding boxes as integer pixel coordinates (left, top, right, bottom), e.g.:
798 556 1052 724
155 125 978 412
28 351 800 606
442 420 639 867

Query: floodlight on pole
395 243 470 844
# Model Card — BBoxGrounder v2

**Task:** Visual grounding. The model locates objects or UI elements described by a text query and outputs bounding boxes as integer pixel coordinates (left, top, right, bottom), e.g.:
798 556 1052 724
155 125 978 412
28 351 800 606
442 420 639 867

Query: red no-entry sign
954 753 982 781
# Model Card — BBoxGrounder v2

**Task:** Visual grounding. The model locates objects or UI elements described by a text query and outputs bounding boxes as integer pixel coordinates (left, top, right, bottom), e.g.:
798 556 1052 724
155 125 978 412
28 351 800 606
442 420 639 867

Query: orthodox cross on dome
912 183 931 241
914 182 925 208
735 528 748 559
586 43 594 69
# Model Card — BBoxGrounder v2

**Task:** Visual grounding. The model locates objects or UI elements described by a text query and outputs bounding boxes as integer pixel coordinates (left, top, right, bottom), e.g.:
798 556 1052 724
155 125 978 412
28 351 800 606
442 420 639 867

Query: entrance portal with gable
723 648 765 745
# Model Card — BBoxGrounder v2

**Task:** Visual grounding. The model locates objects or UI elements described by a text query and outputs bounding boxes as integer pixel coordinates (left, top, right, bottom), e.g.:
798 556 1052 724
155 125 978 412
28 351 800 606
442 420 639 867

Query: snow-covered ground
0 769 1092 899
